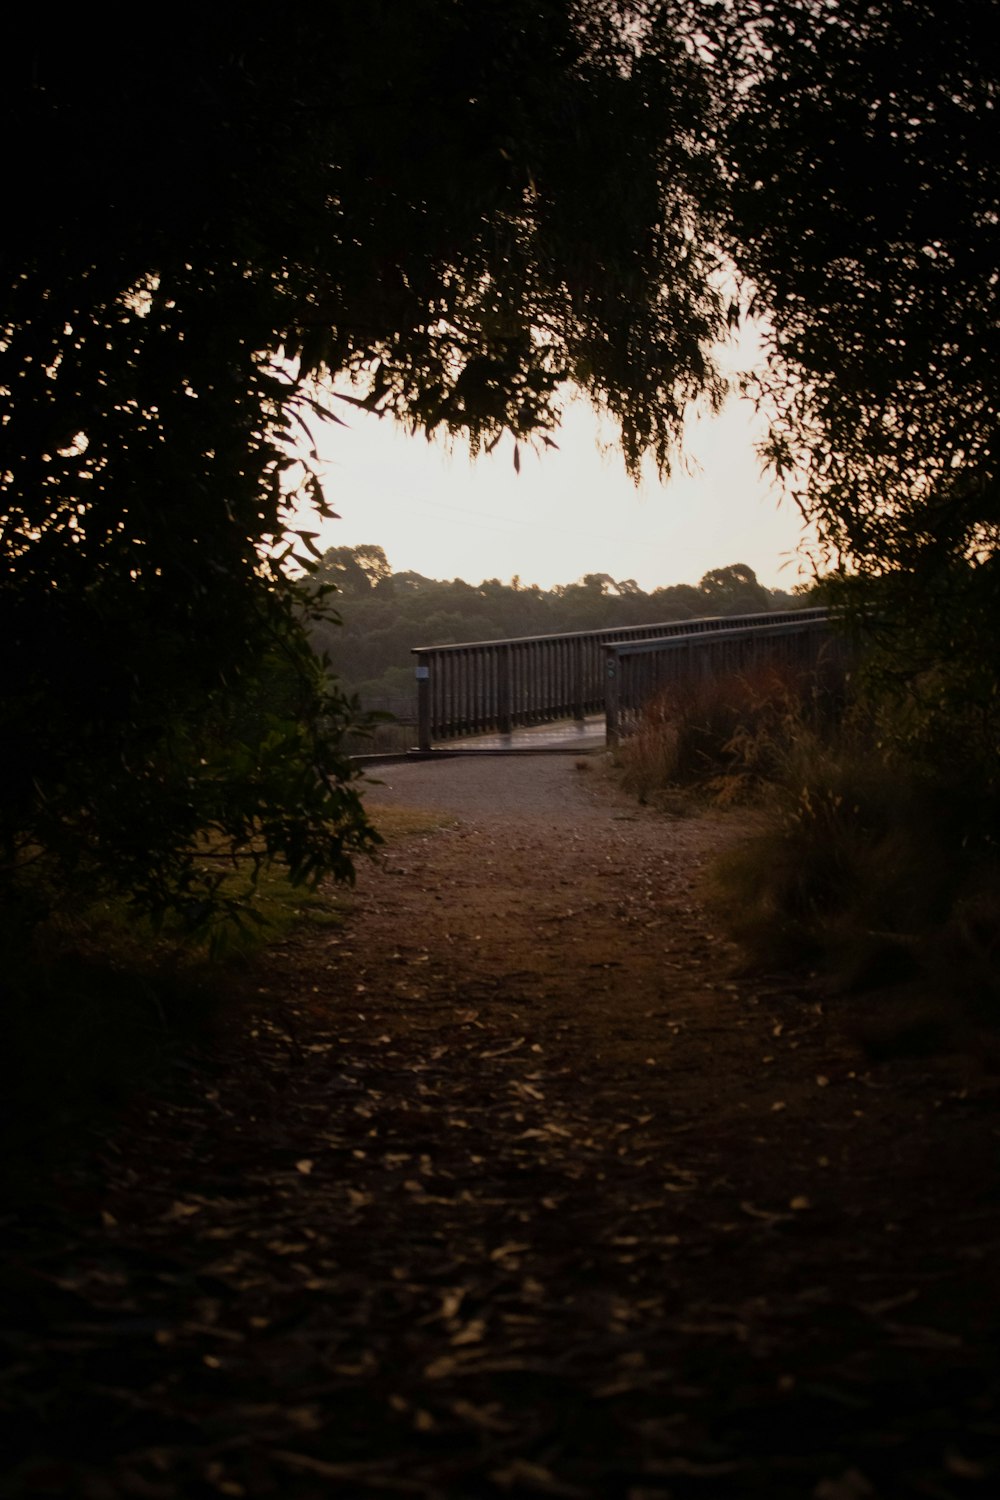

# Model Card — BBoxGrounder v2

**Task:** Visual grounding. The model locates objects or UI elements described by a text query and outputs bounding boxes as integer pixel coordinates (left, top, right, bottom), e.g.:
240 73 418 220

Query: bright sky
296 328 815 594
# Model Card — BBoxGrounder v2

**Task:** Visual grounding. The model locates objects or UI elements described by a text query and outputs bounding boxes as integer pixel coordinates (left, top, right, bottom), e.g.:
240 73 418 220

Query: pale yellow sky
295 326 816 593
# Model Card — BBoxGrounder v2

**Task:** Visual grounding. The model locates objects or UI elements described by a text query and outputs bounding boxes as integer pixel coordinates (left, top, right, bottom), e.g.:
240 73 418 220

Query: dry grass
615 662 1000 1039
361 801 454 841
615 662 838 805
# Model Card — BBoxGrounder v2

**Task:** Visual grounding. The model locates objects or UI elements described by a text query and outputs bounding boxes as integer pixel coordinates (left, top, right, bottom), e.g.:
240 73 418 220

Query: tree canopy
725 0 997 538
3 1 997 926
1 3 726 924
721 0 1000 772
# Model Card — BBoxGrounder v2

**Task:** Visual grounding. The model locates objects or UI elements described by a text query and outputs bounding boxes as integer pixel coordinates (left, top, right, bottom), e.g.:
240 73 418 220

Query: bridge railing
604 614 838 746
413 608 830 750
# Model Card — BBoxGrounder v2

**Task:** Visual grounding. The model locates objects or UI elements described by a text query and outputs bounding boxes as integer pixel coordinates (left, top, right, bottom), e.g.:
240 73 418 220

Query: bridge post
415 657 432 751
572 636 586 721
497 643 513 735
604 647 620 748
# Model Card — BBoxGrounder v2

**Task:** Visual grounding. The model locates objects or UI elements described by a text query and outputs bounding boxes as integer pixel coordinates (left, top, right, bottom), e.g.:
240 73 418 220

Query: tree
721 0 1000 776
311 547 394 599
698 564 772 616
1 5 726 925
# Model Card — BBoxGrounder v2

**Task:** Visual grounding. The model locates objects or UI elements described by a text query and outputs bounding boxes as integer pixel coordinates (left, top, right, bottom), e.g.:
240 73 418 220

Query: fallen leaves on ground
3 761 1000 1498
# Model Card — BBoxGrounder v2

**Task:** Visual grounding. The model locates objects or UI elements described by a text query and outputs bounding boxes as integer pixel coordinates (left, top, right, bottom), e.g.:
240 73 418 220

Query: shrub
617 660 1000 1024
615 661 842 805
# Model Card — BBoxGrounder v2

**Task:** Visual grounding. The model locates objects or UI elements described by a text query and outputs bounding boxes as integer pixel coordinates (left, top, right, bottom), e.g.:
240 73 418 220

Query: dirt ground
3 755 1000 1498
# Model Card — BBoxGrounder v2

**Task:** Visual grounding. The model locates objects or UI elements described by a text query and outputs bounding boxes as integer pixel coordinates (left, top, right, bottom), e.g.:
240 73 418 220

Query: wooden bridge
412 607 835 751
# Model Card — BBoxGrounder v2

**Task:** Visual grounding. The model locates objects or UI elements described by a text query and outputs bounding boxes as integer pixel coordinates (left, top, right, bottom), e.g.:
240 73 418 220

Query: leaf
439 1288 465 1320
884 1321 964 1350
451 1318 486 1347
490 1459 587 1497
944 1452 988 1481
741 1200 794 1223
294 530 325 560
270 1450 425 1489
449 1398 513 1432
162 1201 202 1221
481 1038 526 1059
814 1470 877 1500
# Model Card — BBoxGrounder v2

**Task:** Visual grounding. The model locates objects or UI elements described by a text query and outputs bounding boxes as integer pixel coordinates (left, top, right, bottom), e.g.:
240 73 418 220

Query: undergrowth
0 797 445 1177
616 662 844 806
0 853 340 1174
616 663 1000 1037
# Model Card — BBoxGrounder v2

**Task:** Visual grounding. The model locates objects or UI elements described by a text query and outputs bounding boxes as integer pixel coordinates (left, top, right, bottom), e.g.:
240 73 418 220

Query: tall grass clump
616 660 844 806
617 660 1000 1024
712 722 993 982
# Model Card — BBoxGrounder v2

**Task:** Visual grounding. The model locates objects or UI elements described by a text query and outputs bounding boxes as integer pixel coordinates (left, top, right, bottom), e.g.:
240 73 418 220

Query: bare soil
3 756 1000 1498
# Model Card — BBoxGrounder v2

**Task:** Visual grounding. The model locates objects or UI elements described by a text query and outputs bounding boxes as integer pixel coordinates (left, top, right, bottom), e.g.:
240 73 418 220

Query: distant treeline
308 546 809 711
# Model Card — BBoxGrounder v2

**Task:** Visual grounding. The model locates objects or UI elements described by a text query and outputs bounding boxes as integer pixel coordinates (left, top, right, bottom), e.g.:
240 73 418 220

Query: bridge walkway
426 712 606 754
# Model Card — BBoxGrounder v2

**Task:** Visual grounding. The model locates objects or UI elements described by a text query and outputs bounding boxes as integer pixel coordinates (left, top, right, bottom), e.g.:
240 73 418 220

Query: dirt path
4 758 1000 1498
